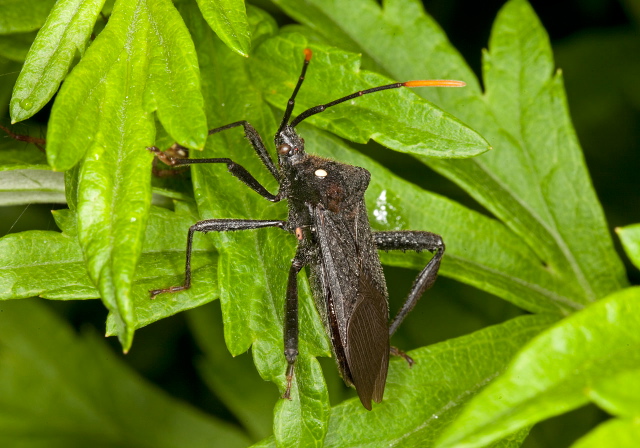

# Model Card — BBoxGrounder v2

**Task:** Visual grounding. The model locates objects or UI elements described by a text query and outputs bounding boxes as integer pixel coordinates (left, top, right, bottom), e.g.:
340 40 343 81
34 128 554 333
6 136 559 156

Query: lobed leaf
10 0 107 123
435 287 640 448
249 34 490 159
251 314 557 447
0 299 251 448
304 125 580 313
45 0 207 349
195 0 251 57
271 0 627 305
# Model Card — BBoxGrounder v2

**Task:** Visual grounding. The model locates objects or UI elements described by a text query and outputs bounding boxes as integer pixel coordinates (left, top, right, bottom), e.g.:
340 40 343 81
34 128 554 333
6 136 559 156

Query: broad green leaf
249 34 490 159
0 0 56 34
46 0 207 349
0 169 65 205
187 303 276 441
104 202 218 334
0 205 218 333
616 224 640 271
435 287 640 448
0 31 36 61
569 419 640 448
10 0 107 123
305 125 580 313
196 0 251 57
251 314 557 448
0 299 251 448
588 368 640 417
181 5 331 447
271 0 627 305
0 222 97 300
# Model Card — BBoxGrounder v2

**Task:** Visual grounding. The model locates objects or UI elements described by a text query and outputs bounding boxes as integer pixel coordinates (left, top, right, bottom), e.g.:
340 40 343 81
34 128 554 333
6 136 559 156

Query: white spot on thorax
314 169 328 178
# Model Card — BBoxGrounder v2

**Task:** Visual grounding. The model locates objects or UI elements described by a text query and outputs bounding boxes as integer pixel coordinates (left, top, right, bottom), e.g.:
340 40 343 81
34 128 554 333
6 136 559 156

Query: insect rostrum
149 48 464 410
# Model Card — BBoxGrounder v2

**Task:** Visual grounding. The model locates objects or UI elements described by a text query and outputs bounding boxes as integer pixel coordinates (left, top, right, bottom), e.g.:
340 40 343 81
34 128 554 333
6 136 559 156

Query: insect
149 48 464 410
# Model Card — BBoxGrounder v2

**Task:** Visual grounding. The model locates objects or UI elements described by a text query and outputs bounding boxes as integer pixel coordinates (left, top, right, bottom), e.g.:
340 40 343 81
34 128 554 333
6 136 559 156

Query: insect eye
278 144 292 155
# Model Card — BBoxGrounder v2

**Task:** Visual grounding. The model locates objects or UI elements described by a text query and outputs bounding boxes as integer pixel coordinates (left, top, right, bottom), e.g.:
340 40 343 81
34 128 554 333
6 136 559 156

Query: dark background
1 1 638 446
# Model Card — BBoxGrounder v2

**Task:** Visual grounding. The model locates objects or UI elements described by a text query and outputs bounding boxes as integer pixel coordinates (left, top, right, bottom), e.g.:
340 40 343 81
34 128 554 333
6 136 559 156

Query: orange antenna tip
403 80 466 88
303 48 313 61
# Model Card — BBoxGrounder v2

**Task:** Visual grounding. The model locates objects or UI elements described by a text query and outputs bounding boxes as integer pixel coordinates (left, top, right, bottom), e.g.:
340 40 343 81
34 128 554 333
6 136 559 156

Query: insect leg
283 254 306 400
0 124 46 151
148 121 280 201
150 219 287 298
373 231 445 336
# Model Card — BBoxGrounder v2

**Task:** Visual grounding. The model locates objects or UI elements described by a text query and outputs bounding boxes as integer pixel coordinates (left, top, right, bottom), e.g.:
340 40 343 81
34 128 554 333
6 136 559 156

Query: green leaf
195 0 251 57
305 125 580 313
588 368 640 417
0 217 97 300
0 169 65 205
616 224 640 271
249 34 490 159
271 0 627 304
252 314 557 448
0 299 251 448
104 202 218 334
435 286 640 448
0 137 48 168
187 303 276 441
0 0 56 34
181 5 331 447
569 419 640 448
10 0 107 122
0 204 217 332
45 0 207 349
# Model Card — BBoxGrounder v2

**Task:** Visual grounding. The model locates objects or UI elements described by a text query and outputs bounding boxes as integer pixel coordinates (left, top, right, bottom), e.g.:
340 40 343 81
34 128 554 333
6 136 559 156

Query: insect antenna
289 72 465 128
278 48 313 134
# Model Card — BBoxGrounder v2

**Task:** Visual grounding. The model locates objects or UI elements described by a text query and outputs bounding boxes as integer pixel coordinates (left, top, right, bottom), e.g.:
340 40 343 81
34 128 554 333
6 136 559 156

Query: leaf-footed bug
148 48 464 409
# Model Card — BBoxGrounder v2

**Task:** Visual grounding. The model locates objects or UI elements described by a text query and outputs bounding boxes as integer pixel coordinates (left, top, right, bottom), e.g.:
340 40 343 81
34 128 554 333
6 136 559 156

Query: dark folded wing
314 205 389 410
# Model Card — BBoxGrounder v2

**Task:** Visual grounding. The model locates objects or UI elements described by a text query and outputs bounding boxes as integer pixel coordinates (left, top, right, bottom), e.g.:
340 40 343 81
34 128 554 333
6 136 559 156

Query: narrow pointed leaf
569 419 640 448
196 0 251 57
616 224 640 271
46 0 207 349
10 0 107 123
182 5 331 446
0 299 251 448
249 34 490 159
0 169 65 205
435 287 640 448
271 0 627 305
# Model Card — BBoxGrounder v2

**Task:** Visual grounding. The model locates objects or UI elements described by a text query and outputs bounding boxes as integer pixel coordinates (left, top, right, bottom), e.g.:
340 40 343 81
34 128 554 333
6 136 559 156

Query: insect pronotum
149 48 464 409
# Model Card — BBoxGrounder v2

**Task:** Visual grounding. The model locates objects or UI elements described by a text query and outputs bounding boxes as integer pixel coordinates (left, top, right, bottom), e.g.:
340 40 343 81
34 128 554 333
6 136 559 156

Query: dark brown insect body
283 150 390 403
149 49 462 409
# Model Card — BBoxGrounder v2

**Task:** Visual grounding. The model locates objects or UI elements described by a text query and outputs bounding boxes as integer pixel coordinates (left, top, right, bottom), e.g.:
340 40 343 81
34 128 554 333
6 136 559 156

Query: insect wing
314 206 389 410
